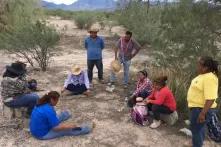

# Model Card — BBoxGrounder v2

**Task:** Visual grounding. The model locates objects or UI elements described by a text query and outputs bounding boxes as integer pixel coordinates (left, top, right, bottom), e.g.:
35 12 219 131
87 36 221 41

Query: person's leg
87 60 95 83
151 104 173 120
190 108 206 147
6 93 39 115
95 59 103 81
127 96 136 108
123 60 131 85
110 71 117 84
57 111 71 123
40 126 91 140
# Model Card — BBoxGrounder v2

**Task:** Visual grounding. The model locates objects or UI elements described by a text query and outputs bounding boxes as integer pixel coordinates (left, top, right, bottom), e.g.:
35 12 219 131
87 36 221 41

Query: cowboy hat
6 62 27 76
111 60 121 73
71 65 82 76
88 27 99 33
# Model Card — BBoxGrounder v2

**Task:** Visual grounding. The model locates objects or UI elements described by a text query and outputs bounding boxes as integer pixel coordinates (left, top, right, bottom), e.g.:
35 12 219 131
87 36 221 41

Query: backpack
131 104 148 126
207 112 221 142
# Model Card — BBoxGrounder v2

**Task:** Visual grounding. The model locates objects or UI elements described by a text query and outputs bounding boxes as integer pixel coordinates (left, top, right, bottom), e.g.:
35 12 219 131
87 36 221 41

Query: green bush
0 21 60 71
74 13 95 30
116 0 221 119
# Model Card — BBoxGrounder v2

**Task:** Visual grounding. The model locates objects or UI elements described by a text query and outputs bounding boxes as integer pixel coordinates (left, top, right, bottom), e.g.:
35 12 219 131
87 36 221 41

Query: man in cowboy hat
84 27 105 85
109 31 141 88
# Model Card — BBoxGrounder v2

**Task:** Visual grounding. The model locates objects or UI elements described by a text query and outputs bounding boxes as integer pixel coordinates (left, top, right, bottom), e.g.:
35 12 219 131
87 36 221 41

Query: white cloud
45 0 119 5
44 0 77 5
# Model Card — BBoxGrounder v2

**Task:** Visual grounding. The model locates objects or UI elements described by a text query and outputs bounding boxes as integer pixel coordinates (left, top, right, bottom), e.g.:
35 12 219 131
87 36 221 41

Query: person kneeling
145 76 176 129
127 70 152 107
61 65 90 96
30 91 93 140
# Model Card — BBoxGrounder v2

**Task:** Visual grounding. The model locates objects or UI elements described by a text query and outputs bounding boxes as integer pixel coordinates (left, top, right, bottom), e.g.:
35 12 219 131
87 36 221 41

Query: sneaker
150 120 161 129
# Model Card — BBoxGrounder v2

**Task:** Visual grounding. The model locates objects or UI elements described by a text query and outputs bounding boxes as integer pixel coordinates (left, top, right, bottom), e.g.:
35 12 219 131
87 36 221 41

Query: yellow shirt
187 72 218 108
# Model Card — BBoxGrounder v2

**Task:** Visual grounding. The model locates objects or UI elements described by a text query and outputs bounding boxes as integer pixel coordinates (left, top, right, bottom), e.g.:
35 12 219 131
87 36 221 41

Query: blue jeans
110 58 131 85
4 93 39 115
40 111 91 140
190 108 216 147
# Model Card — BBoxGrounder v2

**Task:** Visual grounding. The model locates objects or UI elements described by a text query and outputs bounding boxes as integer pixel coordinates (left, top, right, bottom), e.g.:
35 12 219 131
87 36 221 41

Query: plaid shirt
133 78 152 97
117 37 141 61
1 76 27 101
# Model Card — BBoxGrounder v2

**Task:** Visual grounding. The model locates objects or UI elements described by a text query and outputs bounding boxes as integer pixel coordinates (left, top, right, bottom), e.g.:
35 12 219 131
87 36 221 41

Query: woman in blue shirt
30 91 93 140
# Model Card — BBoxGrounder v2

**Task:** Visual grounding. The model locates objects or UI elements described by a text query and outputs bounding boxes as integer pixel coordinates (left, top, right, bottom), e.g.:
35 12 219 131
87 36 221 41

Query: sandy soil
0 17 219 147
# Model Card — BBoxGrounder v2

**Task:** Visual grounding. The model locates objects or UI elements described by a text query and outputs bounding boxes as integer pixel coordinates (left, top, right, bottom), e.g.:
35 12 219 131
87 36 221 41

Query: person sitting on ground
30 91 93 140
1 62 39 116
144 76 176 129
127 70 152 107
61 65 90 96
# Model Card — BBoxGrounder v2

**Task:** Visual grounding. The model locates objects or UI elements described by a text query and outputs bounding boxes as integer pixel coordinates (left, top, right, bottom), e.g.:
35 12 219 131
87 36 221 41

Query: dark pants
190 108 215 147
87 59 103 83
147 104 173 120
66 84 87 95
4 93 39 115
127 91 150 108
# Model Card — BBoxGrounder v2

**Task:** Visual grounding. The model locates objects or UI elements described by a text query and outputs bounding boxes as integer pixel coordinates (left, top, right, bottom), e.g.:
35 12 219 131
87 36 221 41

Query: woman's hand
197 111 206 123
143 99 151 104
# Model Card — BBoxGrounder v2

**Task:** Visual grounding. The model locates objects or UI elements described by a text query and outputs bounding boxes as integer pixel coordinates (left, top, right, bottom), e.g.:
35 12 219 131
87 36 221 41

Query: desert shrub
0 21 60 71
74 13 95 30
117 0 221 119
44 9 75 19
0 0 60 71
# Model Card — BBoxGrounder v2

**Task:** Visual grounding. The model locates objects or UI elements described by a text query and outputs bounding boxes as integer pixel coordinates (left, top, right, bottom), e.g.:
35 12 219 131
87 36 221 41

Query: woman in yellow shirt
187 56 219 147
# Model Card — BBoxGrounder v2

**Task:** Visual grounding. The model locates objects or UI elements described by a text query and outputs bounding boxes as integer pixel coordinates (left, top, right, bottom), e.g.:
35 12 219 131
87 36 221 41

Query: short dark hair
125 31 132 37
200 56 219 76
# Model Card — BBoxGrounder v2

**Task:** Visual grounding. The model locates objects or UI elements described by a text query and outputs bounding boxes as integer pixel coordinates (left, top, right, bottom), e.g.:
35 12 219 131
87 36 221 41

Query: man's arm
101 38 105 50
84 38 88 49
114 39 121 60
131 39 141 58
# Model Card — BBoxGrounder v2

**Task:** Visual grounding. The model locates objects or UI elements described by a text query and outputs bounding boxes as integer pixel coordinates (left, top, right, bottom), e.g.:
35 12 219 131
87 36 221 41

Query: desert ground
0 17 219 147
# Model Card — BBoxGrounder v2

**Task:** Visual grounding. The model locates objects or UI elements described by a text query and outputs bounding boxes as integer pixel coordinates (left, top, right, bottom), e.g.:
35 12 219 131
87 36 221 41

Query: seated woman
1 62 39 115
145 76 176 129
30 91 93 140
127 70 152 107
61 65 90 96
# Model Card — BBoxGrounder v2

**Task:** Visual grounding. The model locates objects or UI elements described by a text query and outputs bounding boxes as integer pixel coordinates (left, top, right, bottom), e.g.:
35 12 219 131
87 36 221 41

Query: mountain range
41 0 117 11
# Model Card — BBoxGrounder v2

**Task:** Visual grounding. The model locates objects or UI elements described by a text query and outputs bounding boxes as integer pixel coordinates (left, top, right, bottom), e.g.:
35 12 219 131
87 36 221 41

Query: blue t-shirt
84 36 104 60
30 103 60 138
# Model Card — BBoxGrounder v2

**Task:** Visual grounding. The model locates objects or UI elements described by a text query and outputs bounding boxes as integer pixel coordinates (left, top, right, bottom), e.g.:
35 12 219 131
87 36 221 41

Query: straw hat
88 27 99 33
111 60 121 73
71 65 82 75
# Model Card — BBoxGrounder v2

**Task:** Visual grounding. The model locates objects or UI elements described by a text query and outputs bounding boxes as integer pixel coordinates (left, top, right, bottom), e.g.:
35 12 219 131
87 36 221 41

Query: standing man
85 28 105 85
110 31 141 88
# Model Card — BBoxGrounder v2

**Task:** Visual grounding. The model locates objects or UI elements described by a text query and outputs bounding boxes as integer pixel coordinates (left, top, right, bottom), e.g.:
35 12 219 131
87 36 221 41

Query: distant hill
41 0 117 11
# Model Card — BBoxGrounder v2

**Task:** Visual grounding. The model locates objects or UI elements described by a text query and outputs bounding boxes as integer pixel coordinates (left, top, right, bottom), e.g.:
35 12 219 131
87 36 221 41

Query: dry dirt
0 17 219 147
